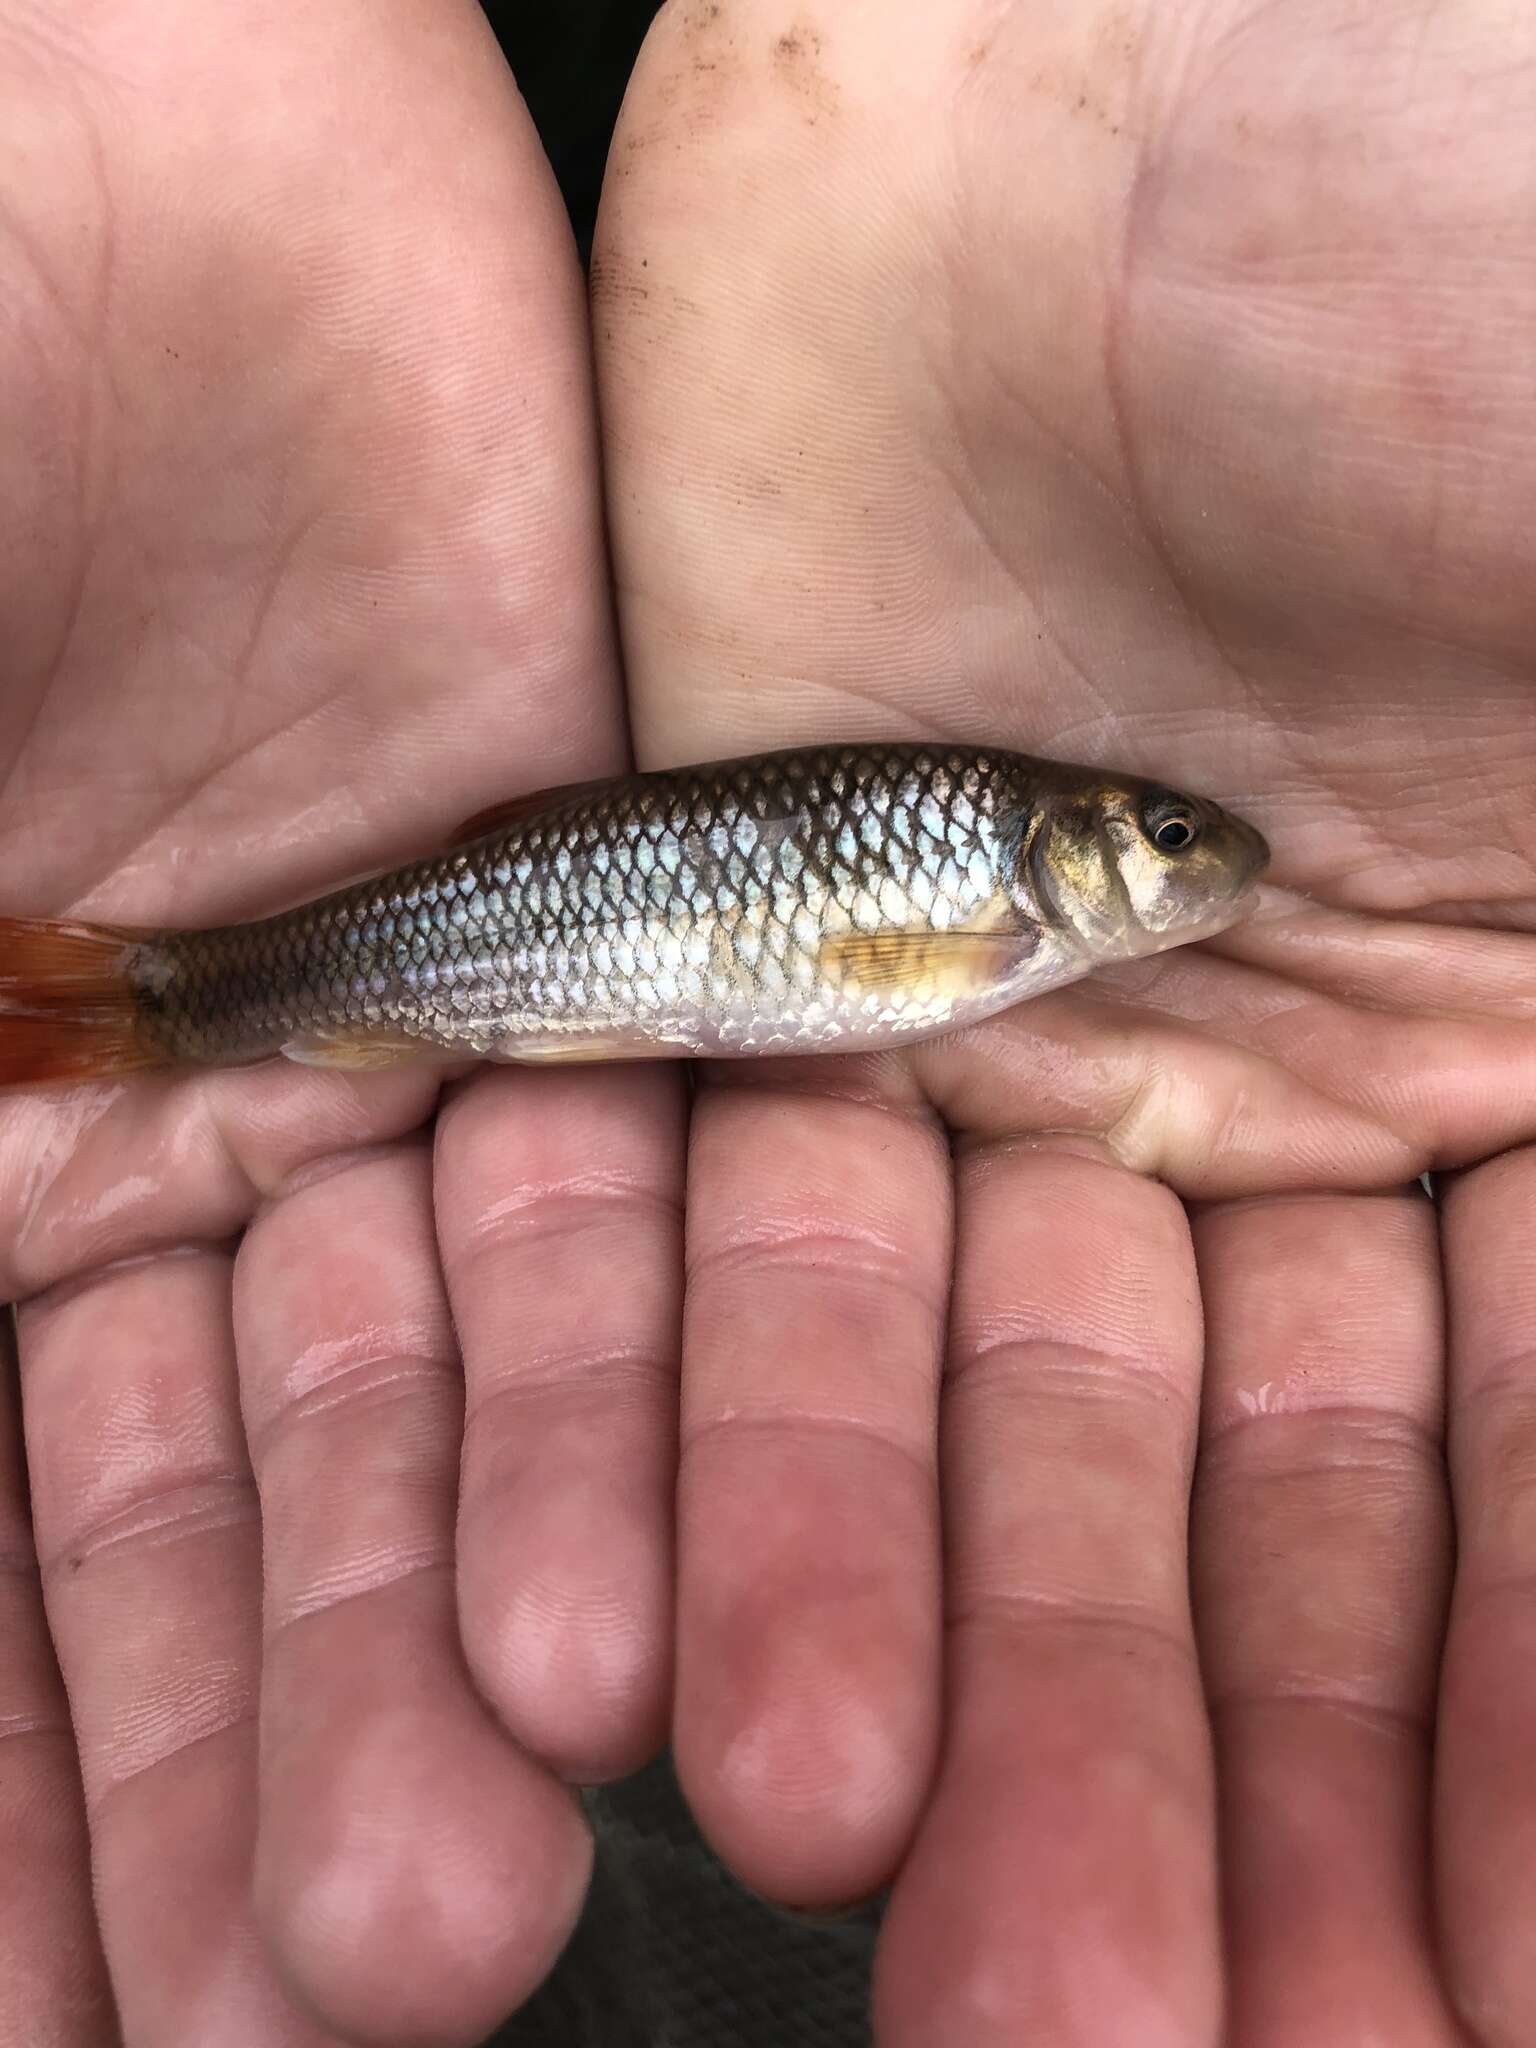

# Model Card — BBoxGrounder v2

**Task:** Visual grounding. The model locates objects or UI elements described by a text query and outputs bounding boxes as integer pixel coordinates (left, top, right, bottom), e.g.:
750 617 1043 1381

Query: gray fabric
490 1753 880 2047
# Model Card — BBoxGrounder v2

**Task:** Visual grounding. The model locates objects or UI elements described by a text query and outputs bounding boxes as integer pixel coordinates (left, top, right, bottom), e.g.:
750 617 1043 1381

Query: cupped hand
0 5 684 2042
597 2 1536 2041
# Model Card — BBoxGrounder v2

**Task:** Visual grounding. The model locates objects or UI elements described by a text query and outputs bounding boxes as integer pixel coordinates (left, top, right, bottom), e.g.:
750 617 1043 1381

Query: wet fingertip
555 1723 672 1790
254 1739 594 2048
459 1568 675 1788
756 1887 888 1929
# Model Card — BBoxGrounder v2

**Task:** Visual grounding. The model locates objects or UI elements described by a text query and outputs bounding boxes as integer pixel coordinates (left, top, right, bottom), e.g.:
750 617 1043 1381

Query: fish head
1018 768 1269 960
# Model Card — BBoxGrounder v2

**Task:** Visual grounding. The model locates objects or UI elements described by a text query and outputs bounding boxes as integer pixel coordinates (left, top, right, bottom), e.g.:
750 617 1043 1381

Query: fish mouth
1215 817 1270 920
1232 816 1272 878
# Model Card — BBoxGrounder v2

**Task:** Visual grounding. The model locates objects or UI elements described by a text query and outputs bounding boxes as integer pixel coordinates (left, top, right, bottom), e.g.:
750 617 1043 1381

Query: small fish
0 743 1268 1086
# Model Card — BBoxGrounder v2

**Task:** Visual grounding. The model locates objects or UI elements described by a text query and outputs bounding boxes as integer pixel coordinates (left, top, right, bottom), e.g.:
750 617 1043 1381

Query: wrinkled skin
2 1 1535 2044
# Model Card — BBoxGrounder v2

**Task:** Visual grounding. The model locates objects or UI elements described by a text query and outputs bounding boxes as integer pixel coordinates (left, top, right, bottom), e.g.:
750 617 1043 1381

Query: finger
675 1065 950 1905
0 1064 443 1305
237 1139 591 2046
0 1320 116 2048
875 1144 1219 2048
1436 1145 1536 2047
1191 1190 1455 2045
436 1062 685 1783
17 1249 325 2045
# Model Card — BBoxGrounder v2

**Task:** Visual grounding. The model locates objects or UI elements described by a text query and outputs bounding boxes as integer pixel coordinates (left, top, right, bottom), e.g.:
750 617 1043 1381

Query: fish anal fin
281 1030 438 1072
285 1025 694 1071
817 925 1040 1000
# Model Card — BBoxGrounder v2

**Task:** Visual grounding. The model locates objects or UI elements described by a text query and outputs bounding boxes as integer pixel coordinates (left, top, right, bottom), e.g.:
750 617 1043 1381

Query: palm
0 5 681 2043
601 1 1534 1181
596 0 1536 2041
6 4 1534 2047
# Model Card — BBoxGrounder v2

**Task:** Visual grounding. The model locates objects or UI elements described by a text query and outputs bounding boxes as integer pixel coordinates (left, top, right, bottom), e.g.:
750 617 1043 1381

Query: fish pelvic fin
0 916 170 1086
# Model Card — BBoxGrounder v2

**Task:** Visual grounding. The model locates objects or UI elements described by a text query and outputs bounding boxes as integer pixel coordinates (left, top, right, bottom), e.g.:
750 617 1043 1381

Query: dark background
481 2 666 259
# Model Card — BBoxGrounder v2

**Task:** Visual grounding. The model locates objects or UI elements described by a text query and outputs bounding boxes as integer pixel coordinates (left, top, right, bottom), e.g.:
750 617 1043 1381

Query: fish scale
0 742 1267 1086
130 745 1019 1063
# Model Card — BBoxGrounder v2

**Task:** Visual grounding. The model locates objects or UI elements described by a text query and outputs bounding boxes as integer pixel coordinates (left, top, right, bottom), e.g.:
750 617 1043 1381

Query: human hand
0 5 684 2041
597 2 1536 2040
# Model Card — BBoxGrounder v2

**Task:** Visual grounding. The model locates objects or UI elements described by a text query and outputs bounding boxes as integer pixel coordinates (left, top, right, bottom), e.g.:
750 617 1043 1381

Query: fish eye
1140 792 1202 854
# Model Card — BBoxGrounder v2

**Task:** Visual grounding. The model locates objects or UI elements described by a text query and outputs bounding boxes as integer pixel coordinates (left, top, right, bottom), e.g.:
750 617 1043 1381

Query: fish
0 743 1268 1086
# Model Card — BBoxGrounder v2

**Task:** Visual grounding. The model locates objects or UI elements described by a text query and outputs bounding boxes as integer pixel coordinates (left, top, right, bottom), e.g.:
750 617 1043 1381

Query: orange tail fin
0 917 169 1086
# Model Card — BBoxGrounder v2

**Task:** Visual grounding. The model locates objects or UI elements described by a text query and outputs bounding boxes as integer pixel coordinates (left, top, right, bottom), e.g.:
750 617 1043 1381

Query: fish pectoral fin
280 1030 434 1071
817 925 1041 999
494 1027 693 1066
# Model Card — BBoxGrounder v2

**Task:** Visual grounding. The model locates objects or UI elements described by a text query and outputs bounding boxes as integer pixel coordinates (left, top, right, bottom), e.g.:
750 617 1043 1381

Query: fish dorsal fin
449 777 616 846
451 782 811 857
817 925 1040 999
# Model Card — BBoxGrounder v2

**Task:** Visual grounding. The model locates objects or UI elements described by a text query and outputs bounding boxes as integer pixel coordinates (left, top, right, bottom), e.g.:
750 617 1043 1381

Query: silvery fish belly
0 744 1269 1085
